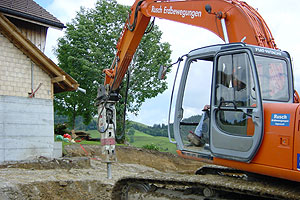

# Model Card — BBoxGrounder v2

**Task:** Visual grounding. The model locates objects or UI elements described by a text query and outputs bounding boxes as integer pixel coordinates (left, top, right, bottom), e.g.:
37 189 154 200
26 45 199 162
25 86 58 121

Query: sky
35 0 300 126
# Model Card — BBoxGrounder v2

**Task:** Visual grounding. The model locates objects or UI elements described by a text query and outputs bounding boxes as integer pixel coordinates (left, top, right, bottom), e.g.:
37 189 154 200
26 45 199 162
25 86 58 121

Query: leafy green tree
128 128 135 136
129 135 135 143
54 0 171 134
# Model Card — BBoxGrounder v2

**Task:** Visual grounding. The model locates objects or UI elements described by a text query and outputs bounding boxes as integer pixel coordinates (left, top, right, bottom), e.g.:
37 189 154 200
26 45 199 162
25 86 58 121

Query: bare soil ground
0 145 202 200
64 145 202 173
1 145 300 200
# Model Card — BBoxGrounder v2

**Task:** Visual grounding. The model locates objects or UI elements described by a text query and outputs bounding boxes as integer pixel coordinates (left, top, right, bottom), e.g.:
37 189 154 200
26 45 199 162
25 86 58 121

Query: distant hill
127 114 202 138
125 115 203 153
57 113 203 154
127 121 168 137
55 112 202 138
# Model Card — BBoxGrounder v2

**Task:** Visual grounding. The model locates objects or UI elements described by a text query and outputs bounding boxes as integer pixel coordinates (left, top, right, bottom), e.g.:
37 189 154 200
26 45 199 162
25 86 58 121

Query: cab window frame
253 54 290 102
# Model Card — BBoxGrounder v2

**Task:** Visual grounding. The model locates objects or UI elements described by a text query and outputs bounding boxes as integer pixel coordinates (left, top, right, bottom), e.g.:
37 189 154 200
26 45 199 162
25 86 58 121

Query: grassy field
83 129 177 154
57 129 177 154
86 130 100 139
130 130 177 153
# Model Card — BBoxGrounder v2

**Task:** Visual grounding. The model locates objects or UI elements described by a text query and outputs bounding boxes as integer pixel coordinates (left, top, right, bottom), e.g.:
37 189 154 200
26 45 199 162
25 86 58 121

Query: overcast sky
35 0 300 126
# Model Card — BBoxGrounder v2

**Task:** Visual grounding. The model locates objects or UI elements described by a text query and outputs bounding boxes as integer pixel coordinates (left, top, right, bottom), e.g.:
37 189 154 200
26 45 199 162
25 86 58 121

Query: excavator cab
171 43 294 163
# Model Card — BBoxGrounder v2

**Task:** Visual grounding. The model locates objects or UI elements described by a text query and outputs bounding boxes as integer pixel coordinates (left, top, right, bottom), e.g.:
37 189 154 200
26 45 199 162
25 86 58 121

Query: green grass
76 140 100 145
55 130 100 147
86 130 100 138
63 129 177 154
129 130 177 153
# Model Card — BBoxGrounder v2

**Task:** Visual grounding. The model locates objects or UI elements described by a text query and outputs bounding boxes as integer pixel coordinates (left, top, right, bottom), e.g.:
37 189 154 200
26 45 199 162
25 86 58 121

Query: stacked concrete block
0 96 59 162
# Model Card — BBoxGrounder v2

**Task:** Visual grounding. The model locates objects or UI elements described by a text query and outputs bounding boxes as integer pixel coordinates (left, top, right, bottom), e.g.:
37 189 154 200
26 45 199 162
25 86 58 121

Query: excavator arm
103 0 276 91
97 0 277 170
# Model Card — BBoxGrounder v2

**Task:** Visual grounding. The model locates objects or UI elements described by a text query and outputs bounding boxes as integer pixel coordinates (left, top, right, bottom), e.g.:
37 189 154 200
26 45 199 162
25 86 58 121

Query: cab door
210 50 264 162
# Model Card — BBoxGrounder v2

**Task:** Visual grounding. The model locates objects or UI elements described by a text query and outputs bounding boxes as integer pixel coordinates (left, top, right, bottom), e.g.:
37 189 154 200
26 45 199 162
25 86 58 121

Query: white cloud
117 0 135 6
40 0 97 62
42 0 133 62
48 0 97 24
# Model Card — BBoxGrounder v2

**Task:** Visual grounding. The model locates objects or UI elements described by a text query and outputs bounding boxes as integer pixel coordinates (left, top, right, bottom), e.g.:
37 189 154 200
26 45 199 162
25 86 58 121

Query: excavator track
112 172 300 200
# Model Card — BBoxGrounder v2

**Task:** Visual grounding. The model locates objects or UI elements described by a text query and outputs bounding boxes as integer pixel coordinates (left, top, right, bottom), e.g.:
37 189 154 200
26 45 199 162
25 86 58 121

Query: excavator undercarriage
112 168 300 200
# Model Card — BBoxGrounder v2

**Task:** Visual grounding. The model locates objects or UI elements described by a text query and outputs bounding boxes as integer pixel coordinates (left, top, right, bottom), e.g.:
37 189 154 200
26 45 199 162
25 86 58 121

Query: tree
54 0 171 133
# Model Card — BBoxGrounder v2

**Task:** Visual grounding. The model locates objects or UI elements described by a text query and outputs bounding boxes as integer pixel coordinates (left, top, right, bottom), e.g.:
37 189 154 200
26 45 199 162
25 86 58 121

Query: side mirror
157 56 186 80
158 65 168 80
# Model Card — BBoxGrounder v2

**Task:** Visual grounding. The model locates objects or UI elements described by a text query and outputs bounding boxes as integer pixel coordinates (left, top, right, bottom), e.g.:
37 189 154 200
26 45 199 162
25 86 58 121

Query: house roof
0 0 64 29
0 13 79 93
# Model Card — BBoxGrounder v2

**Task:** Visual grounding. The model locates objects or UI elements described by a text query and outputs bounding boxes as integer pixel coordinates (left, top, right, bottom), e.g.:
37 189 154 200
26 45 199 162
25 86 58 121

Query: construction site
0 145 204 199
0 145 298 200
1 0 300 199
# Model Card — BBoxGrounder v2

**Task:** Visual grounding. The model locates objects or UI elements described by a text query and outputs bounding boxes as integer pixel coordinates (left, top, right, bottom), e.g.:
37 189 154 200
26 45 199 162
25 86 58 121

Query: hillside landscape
55 114 202 154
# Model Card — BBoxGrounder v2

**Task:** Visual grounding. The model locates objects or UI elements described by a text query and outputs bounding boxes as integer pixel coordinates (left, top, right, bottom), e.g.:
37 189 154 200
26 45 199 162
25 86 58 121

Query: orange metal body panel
293 104 300 172
213 103 300 181
177 103 300 181
213 156 300 182
142 1 259 47
104 13 150 88
178 150 300 182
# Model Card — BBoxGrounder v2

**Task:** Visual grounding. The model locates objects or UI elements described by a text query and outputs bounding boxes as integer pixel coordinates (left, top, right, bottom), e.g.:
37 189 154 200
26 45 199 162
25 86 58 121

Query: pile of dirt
1 145 300 200
64 145 202 173
0 145 202 200
0 157 91 170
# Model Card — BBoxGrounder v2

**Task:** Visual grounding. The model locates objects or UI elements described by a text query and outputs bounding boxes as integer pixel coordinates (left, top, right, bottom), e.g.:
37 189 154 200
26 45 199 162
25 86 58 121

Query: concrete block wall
0 96 61 162
0 33 52 99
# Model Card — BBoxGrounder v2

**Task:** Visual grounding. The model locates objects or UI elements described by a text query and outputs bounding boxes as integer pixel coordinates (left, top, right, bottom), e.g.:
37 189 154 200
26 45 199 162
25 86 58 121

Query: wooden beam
0 13 79 93
51 75 65 83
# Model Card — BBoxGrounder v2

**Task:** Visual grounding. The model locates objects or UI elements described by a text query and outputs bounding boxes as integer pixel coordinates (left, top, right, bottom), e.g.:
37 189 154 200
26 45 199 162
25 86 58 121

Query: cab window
215 53 255 136
254 56 289 102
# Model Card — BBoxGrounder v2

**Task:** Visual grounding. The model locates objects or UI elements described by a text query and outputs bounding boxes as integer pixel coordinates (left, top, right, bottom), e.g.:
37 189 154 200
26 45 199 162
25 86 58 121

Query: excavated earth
0 145 202 200
0 145 300 199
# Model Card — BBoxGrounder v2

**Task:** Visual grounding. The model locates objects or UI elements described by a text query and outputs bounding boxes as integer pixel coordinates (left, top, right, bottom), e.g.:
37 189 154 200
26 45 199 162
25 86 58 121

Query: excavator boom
103 0 276 91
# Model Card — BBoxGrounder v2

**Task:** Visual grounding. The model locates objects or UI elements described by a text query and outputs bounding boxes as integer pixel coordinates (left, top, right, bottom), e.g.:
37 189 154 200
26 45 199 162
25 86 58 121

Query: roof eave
0 13 78 94
0 6 65 29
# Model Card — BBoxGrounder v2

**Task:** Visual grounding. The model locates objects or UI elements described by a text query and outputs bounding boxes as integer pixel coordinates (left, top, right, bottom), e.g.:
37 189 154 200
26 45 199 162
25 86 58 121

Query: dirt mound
0 157 91 170
1 145 299 200
64 145 202 174
0 145 203 200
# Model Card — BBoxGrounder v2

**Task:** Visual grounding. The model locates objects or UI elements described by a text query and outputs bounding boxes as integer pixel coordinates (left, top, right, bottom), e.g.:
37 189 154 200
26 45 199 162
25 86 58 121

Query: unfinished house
0 1 79 162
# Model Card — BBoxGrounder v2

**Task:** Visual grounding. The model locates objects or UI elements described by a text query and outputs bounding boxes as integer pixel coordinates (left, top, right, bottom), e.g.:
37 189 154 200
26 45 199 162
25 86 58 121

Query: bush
142 143 160 151
129 135 135 143
54 123 69 136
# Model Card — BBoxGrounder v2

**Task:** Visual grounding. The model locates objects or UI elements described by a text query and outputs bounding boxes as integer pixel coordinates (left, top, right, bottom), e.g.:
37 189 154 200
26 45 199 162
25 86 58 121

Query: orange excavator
96 0 300 199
